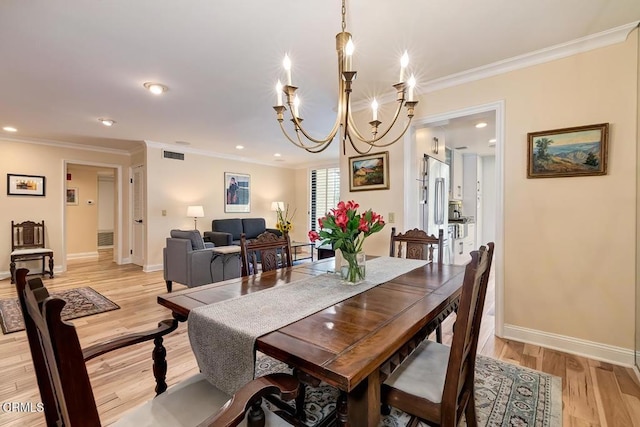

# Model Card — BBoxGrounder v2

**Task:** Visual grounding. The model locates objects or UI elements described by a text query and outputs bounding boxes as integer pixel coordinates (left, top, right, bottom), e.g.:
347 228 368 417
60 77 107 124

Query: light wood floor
2 250 640 426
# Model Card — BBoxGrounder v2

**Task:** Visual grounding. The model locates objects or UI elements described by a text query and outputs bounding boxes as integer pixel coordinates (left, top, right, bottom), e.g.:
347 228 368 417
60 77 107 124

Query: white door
131 165 144 266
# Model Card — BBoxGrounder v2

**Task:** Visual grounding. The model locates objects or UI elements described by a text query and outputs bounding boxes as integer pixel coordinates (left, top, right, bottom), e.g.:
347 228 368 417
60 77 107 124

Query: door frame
129 164 145 267
62 160 124 270
403 100 505 337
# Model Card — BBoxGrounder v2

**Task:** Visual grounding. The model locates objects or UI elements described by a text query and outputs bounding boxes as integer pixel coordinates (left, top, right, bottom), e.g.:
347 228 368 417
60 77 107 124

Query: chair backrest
389 227 444 265
240 231 292 276
15 269 102 426
11 220 46 251
441 242 494 425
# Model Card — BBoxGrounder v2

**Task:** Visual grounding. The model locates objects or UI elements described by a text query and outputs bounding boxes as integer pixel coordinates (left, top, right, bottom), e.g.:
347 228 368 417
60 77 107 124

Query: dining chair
240 231 293 276
390 227 445 342
381 242 494 427
15 268 299 427
389 227 444 265
10 220 54 284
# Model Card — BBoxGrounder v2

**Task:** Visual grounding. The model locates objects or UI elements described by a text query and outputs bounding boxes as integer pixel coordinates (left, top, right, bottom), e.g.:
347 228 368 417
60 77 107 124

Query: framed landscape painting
527 123 609 178
349 151 390 191
224 172 250 213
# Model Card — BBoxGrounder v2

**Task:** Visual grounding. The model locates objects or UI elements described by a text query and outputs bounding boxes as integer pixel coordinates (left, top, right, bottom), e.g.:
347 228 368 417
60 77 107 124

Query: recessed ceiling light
274 153 282 157
236 145 244 150
143 82 168 95
475 122 487 129
98 118 115 127
2 126 17 132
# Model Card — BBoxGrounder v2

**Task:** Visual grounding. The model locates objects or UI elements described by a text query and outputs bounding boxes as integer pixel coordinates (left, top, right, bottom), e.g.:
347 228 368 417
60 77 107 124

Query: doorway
404 100 505 336
63 161 123 271
131 164 145 267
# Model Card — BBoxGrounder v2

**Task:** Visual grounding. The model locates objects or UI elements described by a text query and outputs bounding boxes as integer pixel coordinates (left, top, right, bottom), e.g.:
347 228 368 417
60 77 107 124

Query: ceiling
1 1 639 167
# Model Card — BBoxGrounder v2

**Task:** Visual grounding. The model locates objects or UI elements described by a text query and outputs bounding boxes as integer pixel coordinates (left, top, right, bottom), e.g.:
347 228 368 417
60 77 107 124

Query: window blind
310 167 340 232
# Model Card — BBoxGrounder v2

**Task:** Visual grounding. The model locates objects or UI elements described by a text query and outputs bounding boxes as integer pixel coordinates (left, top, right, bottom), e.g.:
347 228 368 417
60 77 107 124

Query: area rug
0 287 120 334
255 352 562 427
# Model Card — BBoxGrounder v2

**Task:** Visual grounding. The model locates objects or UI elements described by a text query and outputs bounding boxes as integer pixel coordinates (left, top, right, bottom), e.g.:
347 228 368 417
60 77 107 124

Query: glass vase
339 250 366 285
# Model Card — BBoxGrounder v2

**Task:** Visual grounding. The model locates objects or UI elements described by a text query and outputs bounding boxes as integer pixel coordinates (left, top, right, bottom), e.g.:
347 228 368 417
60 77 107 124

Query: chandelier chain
341 0 346 32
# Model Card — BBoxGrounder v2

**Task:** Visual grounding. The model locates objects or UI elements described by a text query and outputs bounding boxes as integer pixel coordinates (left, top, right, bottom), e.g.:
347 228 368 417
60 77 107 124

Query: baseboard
143 263 163 273
67 252 99 260
120 257 132 264
503 324 634 366
0 266 64 281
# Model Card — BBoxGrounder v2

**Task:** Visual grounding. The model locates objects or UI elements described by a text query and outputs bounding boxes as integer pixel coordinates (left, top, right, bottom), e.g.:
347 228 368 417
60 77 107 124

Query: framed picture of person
224 172 250 213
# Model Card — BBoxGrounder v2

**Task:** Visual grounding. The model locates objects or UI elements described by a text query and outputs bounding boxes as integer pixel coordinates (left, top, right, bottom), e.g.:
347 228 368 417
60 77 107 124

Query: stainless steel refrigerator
420 154 450 262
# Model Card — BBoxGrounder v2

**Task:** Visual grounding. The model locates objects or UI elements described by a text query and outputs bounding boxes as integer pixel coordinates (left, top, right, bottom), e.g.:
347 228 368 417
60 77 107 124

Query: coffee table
290 241 314 262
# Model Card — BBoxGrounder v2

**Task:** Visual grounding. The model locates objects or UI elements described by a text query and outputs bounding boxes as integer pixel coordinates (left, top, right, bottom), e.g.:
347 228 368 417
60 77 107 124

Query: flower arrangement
275 204 296 234
308 200 385 283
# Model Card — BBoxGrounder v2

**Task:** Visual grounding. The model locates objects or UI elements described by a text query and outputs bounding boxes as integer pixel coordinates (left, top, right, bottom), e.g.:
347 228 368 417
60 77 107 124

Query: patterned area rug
255 352 562 427
0 287 120 334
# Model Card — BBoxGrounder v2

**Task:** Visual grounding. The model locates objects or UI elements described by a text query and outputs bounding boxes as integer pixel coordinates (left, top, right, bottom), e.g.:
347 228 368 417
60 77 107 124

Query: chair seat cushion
383 340 450 404
113 373 289 427
11 248 53 256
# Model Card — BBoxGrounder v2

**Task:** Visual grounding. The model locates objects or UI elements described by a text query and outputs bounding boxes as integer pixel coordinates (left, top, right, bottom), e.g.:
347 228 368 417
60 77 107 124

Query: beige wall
343 31 639 352
636 27 640 366
144 145 298 268
66 165 99 256
0 139 131 278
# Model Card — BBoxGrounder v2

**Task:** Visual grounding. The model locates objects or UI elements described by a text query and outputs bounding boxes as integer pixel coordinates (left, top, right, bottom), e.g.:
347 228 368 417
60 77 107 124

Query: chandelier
272 0 418 155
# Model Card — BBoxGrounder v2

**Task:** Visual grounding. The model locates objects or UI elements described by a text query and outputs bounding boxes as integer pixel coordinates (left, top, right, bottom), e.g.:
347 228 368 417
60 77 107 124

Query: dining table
157 256 466 427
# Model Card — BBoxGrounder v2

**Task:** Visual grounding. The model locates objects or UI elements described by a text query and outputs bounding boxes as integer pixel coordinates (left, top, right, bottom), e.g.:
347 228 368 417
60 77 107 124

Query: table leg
336 370 380 427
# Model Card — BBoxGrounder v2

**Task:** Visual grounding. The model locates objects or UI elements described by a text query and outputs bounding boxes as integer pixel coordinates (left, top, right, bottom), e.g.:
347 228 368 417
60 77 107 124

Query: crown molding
0 135 134 156
144 140 298 169
352 21 639 111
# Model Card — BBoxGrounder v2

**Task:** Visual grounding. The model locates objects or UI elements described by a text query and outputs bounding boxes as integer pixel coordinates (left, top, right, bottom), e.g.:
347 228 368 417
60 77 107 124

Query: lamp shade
187 205 204 218
271 201 285 211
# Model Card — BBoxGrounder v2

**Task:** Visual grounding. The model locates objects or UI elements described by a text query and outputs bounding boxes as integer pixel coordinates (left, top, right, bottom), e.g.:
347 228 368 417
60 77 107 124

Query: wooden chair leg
464 400 478 427
436 324 443 343
48 256 54 278
165 280 172 293
10 261 16 284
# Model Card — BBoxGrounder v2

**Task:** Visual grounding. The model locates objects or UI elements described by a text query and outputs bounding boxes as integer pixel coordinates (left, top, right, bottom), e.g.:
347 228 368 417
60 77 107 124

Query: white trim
504 324 635 366
0 266 64 280
66 252 99 260
3 135 134 156
143 263 163 273
404 100 506 338
353 22 639 111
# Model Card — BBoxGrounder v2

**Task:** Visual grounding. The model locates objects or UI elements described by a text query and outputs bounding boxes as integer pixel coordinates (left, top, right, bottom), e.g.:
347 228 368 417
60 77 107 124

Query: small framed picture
527 123 609 178
348 151 390 191
7 174 46 196
224 172 250 213
66 187 78 205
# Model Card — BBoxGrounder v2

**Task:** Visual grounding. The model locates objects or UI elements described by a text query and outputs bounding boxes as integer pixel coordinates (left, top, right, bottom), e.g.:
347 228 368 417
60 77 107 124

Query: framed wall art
66 187 78 205
348 151 390 191
527 123 609 178
7 174 46 196
224 172 251 213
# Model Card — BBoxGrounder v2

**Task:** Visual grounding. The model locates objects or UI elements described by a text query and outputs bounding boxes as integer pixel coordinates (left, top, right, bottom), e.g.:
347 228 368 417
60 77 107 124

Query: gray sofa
163 229 240 292
203 218 281 247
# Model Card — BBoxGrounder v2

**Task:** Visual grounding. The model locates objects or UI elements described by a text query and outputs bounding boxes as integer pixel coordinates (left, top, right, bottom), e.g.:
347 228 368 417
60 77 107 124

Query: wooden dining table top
157 257 466 426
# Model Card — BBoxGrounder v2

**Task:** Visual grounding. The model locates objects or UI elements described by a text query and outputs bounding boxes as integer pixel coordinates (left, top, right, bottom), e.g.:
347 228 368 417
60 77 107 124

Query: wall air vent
162 150 185 160
454 146 468 150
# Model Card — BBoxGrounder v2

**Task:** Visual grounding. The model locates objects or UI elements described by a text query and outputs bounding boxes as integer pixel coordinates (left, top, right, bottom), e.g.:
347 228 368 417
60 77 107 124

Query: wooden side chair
240 231 293 276
390 226 445 342
381 242 494 427
15 268 299 427
10 220 54 284
389 227 444 265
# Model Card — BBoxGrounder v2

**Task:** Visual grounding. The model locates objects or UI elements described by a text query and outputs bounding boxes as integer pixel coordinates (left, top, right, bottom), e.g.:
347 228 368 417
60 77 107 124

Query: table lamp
187 205 204 230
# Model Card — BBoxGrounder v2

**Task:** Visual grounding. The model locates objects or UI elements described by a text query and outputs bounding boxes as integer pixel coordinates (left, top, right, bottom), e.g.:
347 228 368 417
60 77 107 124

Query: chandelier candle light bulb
293 95 300 118
276 80 283 106
408 75 416 102
283 54 292 85
400 51 409 83
371 99 378 121
345 38 354 72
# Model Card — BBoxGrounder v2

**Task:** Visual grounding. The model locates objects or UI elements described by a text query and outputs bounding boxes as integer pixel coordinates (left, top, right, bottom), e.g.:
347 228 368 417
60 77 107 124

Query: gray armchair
163 230 240 292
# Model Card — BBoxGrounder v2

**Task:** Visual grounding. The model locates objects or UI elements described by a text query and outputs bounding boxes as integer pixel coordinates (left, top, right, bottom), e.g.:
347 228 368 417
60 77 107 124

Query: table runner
188 256 428 394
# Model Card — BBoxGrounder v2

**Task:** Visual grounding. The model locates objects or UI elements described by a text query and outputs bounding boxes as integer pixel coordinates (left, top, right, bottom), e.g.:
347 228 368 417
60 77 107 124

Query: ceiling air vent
162 150 184 160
